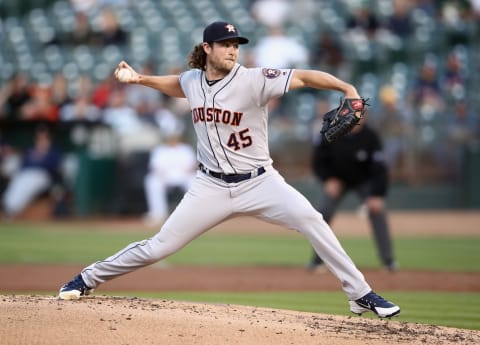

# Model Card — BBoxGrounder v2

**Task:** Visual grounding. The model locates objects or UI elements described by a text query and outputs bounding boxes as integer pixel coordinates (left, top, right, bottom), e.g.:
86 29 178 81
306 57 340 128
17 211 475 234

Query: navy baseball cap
203 21 249 44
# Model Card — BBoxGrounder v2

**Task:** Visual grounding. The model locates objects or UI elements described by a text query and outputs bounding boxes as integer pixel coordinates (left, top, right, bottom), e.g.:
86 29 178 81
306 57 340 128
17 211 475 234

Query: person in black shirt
308 117 397 272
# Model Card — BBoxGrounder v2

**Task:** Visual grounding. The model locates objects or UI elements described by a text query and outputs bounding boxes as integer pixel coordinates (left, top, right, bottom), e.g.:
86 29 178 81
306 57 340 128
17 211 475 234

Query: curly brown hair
188 44 207 70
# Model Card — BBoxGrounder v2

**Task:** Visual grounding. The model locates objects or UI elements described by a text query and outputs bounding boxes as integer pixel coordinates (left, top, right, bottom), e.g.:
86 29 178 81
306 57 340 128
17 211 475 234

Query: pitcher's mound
1 295 478 345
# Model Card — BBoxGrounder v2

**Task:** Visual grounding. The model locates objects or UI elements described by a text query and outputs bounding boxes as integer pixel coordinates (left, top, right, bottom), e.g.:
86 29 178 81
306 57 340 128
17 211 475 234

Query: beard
208 56 235 75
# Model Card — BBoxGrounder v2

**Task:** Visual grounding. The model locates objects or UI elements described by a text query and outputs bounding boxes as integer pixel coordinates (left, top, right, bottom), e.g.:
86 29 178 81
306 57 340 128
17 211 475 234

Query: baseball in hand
117 68 133 82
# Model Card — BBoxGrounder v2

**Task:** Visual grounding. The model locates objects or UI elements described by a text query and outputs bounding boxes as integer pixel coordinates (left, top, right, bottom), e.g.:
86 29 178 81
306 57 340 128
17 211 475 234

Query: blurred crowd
0 0 479 218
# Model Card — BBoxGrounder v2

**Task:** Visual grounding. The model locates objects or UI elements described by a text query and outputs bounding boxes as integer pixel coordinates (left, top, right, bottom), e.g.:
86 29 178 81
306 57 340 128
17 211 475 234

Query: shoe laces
360 291 388 307
64 275 88 291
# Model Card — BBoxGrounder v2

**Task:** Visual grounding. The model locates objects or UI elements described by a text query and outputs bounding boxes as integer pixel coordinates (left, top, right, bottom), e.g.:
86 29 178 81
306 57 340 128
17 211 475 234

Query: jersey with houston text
179 63 293 174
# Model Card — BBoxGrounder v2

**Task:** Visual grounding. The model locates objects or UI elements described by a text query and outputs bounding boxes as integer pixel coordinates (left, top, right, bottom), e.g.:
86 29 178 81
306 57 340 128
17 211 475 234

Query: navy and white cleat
58 274 93 300
350 291 400 318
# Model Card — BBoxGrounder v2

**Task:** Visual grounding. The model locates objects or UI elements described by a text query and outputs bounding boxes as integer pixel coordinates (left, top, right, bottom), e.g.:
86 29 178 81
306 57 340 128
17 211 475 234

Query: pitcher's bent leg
243 172 371 300
301 211 371 300
310 193 342 265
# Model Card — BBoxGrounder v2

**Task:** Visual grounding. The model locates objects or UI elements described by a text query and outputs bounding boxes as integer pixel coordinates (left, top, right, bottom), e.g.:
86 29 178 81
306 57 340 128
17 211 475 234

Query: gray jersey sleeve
179 69 201 99
251 68 294 106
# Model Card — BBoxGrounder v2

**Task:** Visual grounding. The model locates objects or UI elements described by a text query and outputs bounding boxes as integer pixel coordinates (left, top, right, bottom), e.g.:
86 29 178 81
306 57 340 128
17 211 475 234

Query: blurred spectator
143 130 196 226
102 88 141 132
70 0 98 13
439 0 474 45
383 0 414 62
441 99 478 180
346 4 380 40
472 0 480 18
99 0 131 7
412 57 444 114
70 74 94 99
91 74 117 109
310 31 346 78
158 78 192 142
0 73 32 120
94 7 128 46
252 26 308 68
125 62 162 123
60 93 102 122
59 74 99 122
153 105 185 140
0 133 16 195
416 0 438 17
102 88 159 154
163 94 190 119
161 65 191 118
70 0 130 13
344 4 383 74
51 73 72 110
442 50 468 101
446 99 478 143
63 12 97 46
386 0 414 39
20 84 59 121
375 85 412 172
2 125 63 219
250 0 292 28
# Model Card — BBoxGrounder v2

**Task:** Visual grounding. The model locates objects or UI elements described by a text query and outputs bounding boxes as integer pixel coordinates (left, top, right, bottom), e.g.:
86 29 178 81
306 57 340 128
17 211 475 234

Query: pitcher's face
205 39 239 76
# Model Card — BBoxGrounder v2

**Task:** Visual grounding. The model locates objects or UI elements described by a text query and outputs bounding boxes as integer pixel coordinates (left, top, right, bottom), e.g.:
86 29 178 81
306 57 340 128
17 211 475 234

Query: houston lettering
192 107 243 126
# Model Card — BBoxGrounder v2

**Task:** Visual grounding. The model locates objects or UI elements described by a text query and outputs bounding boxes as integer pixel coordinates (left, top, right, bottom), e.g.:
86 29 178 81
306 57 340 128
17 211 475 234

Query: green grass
2 222 479 330
0 223 479 271
0 225 146 264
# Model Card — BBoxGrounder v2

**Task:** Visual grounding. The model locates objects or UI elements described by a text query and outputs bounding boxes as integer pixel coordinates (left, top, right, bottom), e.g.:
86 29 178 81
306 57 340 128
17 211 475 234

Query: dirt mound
1 295 478 345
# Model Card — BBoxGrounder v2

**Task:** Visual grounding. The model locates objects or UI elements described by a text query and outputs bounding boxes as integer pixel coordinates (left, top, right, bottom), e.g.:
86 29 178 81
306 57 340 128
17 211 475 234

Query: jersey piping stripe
211 64 241 174
180 71 215 167
200 70 220 169
81 239 153 275
284 69 293 94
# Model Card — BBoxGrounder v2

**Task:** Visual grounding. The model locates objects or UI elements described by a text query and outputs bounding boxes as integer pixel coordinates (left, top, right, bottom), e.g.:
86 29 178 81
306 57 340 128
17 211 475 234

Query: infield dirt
1 294 479 345
1 211 479 344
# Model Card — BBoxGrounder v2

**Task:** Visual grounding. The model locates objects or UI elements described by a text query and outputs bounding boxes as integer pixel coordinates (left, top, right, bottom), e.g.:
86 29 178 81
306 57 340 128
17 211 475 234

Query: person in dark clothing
0 73 32 120
308 118 397 272
2 125 63 218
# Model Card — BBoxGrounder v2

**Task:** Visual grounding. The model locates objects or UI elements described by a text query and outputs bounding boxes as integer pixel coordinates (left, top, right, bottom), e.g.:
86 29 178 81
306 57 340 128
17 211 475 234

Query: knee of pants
147 234 189 261
285 208 326 230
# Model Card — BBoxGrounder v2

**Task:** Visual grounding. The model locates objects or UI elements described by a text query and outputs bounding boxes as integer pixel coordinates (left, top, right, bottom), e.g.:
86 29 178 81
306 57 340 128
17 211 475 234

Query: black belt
199 163 266 183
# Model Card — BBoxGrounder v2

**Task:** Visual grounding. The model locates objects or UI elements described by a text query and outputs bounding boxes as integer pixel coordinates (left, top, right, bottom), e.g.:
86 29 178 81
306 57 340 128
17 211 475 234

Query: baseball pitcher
58 21 400 318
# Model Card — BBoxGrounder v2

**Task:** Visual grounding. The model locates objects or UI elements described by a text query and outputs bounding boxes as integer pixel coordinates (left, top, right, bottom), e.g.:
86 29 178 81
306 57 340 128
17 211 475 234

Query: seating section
1 0 478 185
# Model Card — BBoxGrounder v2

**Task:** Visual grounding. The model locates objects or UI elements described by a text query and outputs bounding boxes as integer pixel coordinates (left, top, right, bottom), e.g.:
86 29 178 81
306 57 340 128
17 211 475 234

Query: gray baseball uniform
80 63 371 300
